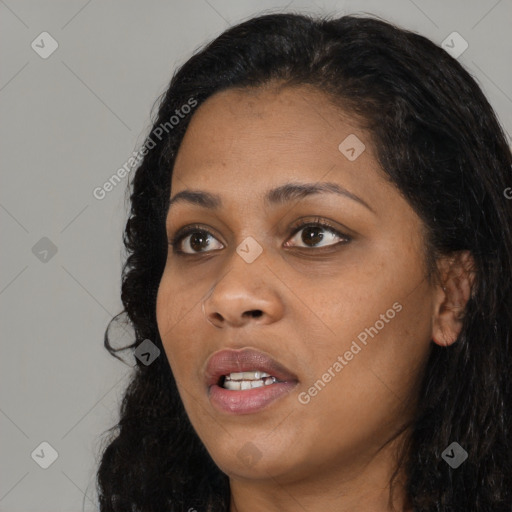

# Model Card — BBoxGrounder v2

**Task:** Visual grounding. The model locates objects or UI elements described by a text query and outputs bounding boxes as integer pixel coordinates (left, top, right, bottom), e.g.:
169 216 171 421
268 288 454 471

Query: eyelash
168 217 352 256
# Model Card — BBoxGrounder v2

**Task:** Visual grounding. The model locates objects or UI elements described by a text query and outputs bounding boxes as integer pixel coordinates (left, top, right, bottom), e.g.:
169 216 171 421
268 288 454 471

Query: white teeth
222 370 277 390
225 371 271 381
223 376 277 390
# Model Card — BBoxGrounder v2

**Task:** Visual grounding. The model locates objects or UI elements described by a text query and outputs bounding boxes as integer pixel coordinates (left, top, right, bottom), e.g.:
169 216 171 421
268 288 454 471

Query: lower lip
208 381 297 414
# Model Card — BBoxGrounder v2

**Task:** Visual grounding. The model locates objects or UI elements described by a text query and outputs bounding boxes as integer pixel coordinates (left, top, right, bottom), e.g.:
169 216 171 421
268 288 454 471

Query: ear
431 251 476 347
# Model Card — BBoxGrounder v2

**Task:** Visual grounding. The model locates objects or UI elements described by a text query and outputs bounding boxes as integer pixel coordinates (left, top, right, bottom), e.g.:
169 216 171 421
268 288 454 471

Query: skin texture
156 85 473 512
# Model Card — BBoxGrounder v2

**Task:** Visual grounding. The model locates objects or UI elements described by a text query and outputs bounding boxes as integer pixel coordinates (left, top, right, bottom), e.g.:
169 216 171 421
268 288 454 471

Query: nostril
247 310 263 318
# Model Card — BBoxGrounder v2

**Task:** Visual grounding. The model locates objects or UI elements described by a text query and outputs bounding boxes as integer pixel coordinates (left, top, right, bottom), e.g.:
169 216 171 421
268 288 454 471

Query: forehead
169 85 390 213
177 86 358 153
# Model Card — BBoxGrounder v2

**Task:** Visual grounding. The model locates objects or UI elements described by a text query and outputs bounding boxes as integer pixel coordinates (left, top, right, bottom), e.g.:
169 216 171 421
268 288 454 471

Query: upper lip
205 347 298 387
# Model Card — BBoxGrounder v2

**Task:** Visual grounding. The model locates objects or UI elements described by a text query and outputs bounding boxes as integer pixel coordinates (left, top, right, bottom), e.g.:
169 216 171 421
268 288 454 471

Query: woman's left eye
285 221 351 249
169 220 350 255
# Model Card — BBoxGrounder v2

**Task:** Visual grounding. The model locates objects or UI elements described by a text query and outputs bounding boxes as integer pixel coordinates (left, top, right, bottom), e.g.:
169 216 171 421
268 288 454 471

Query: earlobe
431 251 476 347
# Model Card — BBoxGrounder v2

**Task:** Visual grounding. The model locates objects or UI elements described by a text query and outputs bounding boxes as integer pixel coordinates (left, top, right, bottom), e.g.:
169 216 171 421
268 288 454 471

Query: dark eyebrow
168 182 374 213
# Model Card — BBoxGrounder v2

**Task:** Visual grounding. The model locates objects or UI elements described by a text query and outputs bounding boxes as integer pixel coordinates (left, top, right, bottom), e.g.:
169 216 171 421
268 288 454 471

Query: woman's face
156 85 437 486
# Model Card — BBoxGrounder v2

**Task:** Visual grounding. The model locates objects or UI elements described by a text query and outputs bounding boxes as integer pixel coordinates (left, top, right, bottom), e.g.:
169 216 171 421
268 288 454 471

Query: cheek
299 248 433 415
157 272 188 329
308 285 433 420
156 273 201 375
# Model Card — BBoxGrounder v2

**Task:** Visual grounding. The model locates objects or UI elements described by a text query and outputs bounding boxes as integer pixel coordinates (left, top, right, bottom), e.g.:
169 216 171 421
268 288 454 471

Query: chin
204 436 301 481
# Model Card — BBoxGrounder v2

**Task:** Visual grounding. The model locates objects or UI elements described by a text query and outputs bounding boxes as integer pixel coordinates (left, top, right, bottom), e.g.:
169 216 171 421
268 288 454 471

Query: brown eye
188 232 211 252
300 225 327 246
170 227 223 254
285 222 350 249
169 219 351 257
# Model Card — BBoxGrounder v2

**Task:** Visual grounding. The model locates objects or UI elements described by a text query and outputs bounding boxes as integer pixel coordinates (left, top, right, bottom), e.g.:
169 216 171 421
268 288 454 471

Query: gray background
1 0 511 510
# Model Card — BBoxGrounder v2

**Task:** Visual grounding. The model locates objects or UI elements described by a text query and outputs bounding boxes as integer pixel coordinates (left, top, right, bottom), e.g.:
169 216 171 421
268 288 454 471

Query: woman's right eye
169 227 224 255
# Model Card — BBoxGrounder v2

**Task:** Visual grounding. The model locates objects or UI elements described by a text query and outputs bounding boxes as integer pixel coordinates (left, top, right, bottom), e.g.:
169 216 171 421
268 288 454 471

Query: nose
201 251 284 328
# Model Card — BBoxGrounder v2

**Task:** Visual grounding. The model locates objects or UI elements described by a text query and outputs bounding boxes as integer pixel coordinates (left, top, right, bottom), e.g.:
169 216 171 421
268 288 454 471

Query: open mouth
219 371 280 390
205 348 298 414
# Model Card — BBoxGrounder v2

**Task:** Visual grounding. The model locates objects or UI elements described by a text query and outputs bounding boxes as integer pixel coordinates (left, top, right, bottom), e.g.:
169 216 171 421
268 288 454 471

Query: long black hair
96 12 512 511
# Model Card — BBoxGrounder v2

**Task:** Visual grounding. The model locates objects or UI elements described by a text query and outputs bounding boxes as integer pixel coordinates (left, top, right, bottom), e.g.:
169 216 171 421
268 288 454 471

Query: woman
96 12 512 512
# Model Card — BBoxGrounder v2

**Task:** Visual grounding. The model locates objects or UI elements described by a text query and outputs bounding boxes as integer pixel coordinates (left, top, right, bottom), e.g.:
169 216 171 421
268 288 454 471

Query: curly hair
95 12 512 511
